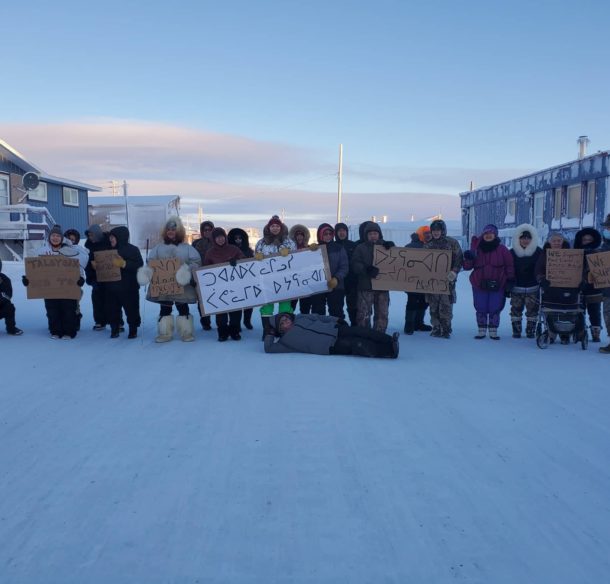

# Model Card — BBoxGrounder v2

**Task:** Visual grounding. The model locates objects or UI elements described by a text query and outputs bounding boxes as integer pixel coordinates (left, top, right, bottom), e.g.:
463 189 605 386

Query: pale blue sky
2 0 609 224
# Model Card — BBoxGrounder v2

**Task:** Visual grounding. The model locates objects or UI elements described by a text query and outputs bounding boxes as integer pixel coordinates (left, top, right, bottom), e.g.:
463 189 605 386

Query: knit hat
482 224 499 237
416 225 431 242
49 224 63 237
267 215 282 228
211 227 226 242
165 219 178 230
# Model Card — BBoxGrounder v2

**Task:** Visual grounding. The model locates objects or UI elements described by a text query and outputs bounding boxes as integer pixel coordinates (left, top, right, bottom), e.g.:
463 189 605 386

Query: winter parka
510 224 542 291
107 226 144 292
255 222 296 257
351 222 389 291
317 223 349 288
263 314 340 354
463 237 515 291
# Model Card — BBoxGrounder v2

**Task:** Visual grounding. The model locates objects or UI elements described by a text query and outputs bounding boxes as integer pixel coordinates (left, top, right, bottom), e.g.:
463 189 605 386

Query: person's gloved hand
279 248 290 257
382 241 393 250
22 276 29 287
309 243 319 251
463 250 476 261
254 252 264 261
175 264 192 286
328 277 338 289
366 266 380 278
505 279 515 293
229 258 237 267
446 271 457 282
77 277 85 287
539 278 551 290
112 257 126 268
137 265 153 286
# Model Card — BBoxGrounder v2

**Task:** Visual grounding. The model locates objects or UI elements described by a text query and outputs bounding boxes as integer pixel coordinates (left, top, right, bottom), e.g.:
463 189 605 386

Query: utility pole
337 144 343 224
122 180 130 229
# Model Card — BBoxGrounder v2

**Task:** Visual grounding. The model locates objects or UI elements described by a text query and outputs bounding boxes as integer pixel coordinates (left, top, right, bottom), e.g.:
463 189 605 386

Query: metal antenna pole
122 180 130 229
337 144 343 224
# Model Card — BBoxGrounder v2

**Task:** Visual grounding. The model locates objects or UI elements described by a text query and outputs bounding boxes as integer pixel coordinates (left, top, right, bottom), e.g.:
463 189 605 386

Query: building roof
89 195 180 206
459 149 610 197
0 139 102 192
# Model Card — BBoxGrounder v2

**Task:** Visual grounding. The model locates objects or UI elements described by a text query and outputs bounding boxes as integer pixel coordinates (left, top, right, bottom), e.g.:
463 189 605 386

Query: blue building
460 148 610 247
0 139 100 259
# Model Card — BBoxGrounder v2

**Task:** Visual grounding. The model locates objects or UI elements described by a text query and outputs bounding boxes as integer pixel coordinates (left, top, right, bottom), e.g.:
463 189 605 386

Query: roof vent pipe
577 135 590 160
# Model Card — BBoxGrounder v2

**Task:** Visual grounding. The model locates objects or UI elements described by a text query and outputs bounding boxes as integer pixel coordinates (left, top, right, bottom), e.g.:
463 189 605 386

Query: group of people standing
1 213 609 357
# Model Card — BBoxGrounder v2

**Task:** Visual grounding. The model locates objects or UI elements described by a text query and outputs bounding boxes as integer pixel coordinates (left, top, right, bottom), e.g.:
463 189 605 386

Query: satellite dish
22 172 40 191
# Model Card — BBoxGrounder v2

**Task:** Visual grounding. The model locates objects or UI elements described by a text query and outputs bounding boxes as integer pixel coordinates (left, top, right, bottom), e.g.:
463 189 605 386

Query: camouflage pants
604 299 610 338
357 290 389 333
510 292 539 324
425 292 454 332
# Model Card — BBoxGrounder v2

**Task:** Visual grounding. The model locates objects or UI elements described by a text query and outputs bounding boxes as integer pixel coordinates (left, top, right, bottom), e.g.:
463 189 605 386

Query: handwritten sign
546 249 584 288
93 250 121 282
587 251 610 288
194 247 331 315
149 258 184 298
371 247 452 294
25 257 81 300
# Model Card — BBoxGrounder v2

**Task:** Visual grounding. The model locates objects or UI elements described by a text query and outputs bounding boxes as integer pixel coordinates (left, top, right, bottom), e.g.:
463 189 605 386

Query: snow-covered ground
1 260 609 584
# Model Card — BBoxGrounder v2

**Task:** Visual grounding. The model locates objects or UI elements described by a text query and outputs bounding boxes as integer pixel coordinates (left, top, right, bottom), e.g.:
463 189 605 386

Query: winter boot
403 309 416 335
243 309 253 330
261 316 272 340
110 326 120 339
440 325 451 339
591 326 601 343
599 343 610 354
218 325 230 342
390 332 400 358
200 315 212 331
155 315 174 343
415 309 433 331
229 324 242 341
511 320 522 338
176 315 195 342
6 327 23 336
128 326 138 339
430 326 441 337
525 320 536 339
489 327 500 340
474 326 487 339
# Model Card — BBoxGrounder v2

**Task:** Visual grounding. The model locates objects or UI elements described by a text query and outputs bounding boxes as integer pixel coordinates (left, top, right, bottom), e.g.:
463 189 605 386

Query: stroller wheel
536 331 549 349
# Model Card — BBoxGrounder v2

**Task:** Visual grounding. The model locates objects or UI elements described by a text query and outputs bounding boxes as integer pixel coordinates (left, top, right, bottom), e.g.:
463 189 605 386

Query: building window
0 174 9 206
566 184 581 219
63 187 79 207
553 187 562 220
505 197 516 223
28 182 47 202
534 193 545 228
586 181 596 214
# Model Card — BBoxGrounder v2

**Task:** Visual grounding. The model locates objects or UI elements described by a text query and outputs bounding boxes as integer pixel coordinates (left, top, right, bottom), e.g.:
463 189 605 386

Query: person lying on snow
263 312 399 358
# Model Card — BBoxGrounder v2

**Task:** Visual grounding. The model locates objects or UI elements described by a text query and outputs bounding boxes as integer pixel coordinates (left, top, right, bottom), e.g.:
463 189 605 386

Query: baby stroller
535 286 588 350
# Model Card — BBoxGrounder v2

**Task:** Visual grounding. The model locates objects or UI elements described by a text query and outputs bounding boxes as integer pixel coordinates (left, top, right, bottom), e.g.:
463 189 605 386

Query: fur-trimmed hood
573 227 602 250
262 221 289 246
511 224 540 257
289 224 310 247
161 216 186 244
227 228 251 252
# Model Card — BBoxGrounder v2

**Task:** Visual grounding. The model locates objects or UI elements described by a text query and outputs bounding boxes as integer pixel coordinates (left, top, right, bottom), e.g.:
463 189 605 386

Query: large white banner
194 247 331 315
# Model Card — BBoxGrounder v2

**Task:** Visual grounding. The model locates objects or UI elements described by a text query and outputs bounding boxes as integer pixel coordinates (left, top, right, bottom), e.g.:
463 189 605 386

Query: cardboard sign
587 250 610 289
371 247 452 294
194 247 331 315
93 250 122 282
25 256 81 300
149 258 184 298
546 249 584 288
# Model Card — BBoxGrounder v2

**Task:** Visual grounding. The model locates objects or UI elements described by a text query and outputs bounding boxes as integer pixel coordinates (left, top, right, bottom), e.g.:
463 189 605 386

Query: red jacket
203 243 244 266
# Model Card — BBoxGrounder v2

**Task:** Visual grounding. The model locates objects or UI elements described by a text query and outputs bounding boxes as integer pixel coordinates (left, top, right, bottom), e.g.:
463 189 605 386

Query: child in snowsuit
254 216 296 337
